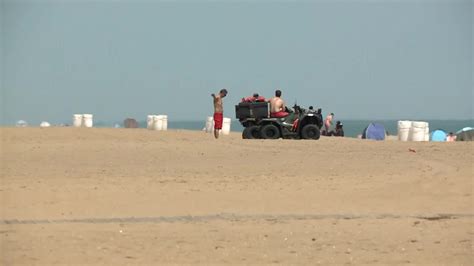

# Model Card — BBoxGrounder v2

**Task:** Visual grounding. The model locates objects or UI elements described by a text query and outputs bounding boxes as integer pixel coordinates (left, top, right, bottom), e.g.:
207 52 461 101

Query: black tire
242 126 260 139
301 124 321 140
260 124 281 139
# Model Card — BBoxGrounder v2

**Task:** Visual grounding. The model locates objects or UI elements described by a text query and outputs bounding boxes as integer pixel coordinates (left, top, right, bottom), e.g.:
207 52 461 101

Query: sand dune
1 128 472 264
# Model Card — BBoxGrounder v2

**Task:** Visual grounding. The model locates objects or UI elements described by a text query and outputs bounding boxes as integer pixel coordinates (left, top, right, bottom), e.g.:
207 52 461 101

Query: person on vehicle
269 89 288 118
324 112 334 135
242 93 265 103
211 89 228 139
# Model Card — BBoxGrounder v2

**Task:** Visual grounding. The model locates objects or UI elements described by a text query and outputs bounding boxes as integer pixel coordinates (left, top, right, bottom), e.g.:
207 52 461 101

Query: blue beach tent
362 123 386 141
430 129 447 142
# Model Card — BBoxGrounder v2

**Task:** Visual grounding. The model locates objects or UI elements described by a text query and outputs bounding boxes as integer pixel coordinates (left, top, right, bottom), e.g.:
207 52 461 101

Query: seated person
241 93 266 103
333 121 344 137
446 132 456 142
325 121 344 137
269 89 289 118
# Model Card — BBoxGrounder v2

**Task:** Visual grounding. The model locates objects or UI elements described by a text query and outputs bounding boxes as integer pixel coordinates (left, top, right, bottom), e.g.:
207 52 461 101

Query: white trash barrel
147 115 154 129
73 114 83 127
82 114 93 128
205 116 214 133
397 120 412 141
409 121 427 141
40 121 51 128
161 115 168 131
221 118 231 135
153 115 164 130
412 121 428 128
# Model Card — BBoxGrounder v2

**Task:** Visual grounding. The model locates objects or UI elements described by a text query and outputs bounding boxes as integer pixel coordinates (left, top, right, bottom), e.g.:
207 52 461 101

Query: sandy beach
1 127 472 265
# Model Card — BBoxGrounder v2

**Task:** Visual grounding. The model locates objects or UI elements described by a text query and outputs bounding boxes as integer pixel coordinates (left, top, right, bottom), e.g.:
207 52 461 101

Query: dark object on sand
236 101 323 140
123 118 139 128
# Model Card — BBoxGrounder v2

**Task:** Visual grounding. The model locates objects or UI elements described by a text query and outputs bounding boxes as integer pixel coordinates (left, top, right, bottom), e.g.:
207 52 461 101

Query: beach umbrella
456 127 474 141
430 129 447 142
362 123 386 141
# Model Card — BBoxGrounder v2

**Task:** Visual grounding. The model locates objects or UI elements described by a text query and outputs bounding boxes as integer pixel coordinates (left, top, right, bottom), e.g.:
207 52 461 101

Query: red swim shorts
214 112 223 129
271 112 289 118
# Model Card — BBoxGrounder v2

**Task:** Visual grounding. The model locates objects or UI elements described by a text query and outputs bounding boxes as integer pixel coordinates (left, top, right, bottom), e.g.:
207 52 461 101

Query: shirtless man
324 113 334 135
211 89 228 139
269 90 288 118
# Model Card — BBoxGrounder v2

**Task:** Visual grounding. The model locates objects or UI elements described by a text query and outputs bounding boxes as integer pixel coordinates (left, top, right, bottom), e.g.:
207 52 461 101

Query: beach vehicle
235 101 323 140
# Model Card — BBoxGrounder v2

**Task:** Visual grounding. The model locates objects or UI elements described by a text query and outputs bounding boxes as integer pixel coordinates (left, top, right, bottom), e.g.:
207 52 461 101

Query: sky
1 0 472 125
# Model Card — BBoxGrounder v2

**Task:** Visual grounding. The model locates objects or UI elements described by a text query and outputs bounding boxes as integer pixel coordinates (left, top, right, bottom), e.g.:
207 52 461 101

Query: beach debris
408 148 416 153
40 121 51 128
16 120 28 127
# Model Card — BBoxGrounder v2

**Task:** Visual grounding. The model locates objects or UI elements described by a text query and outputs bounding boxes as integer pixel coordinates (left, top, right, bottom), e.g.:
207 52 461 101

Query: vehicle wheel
260 124 280 139
301 124 321 140
242 126 260 139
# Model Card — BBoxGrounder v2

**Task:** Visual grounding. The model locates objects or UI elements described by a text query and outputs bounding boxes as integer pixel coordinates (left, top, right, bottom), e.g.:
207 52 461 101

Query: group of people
322 113 344 137
211 88 343 138
212 89 291 138
240 90 291 118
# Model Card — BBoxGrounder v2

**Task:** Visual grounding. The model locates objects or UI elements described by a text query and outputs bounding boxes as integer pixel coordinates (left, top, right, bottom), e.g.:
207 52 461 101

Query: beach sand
1 128 472 265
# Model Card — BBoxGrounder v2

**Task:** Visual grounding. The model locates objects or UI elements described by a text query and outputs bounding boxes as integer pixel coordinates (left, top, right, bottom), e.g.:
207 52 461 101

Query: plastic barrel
397 120 412 141
162 115 168 131
82 114 93 128
153 115 163 130
73 114 83 127
205 116 214 133
146 115 154 129
409 121 427 141
222 118 231 135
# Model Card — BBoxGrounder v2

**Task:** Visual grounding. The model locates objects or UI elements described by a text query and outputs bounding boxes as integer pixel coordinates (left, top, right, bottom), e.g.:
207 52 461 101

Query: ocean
96 119 474 138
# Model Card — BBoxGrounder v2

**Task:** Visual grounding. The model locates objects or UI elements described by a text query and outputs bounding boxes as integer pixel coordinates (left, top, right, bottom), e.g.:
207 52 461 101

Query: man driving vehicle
269 89 289 118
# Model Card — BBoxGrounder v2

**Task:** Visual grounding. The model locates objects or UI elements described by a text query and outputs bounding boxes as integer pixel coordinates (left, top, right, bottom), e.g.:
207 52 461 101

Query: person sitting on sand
446 132 456 142
269 90 288 118
211 89 228 139
327 121 344 137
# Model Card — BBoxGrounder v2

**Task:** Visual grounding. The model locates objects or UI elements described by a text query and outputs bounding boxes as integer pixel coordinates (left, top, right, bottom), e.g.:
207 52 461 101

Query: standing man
324 113 334 135
211 89 228 139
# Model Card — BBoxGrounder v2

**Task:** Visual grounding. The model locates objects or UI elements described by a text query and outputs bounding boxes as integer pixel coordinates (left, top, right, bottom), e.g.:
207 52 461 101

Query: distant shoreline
4 119 473 138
